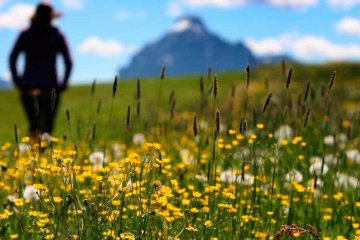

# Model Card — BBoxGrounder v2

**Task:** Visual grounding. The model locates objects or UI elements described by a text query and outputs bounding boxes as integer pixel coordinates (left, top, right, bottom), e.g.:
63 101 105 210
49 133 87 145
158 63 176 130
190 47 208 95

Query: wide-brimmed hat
31 3 62 22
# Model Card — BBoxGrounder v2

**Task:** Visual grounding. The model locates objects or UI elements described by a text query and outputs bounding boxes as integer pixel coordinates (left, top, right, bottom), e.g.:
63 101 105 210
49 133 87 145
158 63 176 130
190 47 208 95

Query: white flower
233 148 250 159
199 120 209 130
195 174 207 182
240 173 254 186
23 185 40 201
337 133 347 142
323 135 335 146
179 149 194 163
41 132 52 143
111 143 124 159
89 151 107 170
274 125 292 142
220 170 253 186
219 124 226 133
346 149 359 161
7 195 17 202
308 178 323 189
18 143 31 152
285 170 303 183
324 154 338 166
309 161 329 176
126 179 133 192
220 170 236 183
335 173 359 189
355 154 360 164
310 156 322 164
132 133 145 146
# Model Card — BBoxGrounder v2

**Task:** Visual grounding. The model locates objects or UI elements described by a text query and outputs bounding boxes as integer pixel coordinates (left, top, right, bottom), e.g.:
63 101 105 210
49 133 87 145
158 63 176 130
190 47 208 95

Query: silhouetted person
9 3 72 138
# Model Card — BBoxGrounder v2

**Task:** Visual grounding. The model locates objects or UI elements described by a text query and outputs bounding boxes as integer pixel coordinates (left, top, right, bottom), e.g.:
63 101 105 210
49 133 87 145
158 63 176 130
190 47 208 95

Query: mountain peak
170 16 207 34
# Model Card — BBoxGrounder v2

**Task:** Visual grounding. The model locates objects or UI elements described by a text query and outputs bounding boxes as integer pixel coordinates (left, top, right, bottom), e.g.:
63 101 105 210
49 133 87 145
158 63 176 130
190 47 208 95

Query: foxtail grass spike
14 124 18 145
126 105 131 129
137 79 141 100
304 81 310 102
243 119 248 132
161 66 166 80
96 100 102 114
245 65 250 88
239 118 244 133
169 90 175 104
92 122 96 141
193 114 197 137
304 107 311 127
112 76 118 98
91 79 96 96
200 76 204 94
262 93 272 113
213 76 218 99
286 68 292 89
215 109 220 134
231 84 236 98
329 71 336 90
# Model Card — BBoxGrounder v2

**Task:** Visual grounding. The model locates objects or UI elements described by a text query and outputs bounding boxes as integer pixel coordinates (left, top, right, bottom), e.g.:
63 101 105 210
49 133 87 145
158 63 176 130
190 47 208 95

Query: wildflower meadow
0 64 359 239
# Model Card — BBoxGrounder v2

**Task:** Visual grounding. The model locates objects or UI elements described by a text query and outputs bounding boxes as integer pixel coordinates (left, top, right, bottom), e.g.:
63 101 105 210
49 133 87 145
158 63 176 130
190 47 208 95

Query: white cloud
1 71 11 82
167 2 183 17
79 37 125 57
268 0 317 8
293 36 360 60
63 0 84 9
245 34 360 62
116 9 147 20
328 0 360 8
244 38 284 55
181 0 317 9
182 0 250 8
335 17 360 37
0 3 34 30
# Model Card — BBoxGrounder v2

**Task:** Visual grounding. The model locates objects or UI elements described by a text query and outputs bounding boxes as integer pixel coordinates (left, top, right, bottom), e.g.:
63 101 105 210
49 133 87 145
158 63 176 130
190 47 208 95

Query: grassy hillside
0 62 359 142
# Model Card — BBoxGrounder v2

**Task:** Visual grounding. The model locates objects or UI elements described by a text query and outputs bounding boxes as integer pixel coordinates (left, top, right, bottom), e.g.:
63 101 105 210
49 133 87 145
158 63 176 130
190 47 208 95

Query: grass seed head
213 76 218 99
193 114 197 137
161 66 166 80
304 81 310 102
246 65 250 88
262 93 272 113
329 71 336 90
304 107 311 127
91 79 96 96
286 68 293 89
112 75 118 98
137 79 141 100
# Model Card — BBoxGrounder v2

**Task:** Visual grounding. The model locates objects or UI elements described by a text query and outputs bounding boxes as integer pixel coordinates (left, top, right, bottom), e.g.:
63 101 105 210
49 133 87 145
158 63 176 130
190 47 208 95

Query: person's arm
9 33 25 89
58 33 73 92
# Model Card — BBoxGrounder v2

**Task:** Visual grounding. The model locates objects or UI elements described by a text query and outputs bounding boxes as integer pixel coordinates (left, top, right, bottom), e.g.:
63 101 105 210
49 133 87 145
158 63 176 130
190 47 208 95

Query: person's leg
21 94 40 137
42 94 59 133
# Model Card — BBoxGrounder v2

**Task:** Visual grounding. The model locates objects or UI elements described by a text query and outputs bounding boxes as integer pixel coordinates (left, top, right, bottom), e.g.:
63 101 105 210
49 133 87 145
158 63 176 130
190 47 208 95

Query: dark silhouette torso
10 23 72 91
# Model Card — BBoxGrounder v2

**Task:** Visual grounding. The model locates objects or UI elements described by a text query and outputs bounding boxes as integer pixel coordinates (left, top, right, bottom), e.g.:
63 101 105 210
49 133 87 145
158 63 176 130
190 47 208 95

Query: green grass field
0 63 359 239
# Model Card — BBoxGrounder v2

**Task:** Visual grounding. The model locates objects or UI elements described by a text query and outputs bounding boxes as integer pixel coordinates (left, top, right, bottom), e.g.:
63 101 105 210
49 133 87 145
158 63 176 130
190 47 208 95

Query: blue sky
1 0 360 84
